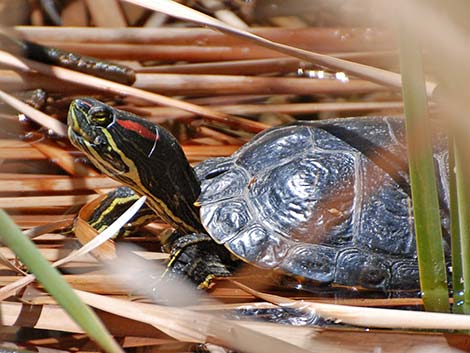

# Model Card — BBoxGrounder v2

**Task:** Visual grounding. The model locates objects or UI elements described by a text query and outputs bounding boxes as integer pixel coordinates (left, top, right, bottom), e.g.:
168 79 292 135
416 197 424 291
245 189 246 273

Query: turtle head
68 97 136 178
68 97 203 232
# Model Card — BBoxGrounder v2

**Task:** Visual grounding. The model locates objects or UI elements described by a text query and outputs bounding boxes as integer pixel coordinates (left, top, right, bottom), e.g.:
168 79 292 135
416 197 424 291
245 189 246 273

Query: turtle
67 97 451 291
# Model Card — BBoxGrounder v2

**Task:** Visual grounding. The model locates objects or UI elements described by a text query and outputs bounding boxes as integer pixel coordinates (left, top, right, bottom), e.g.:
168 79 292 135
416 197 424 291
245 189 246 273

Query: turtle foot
165 232 239 288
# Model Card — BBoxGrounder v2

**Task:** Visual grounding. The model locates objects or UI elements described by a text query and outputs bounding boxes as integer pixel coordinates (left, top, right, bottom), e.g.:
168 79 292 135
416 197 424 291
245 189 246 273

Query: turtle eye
89 106 114 127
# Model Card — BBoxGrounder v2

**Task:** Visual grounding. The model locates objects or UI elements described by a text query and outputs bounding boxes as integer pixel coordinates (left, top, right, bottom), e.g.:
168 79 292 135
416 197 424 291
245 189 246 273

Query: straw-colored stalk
0 69 388 97
233 282 466 330
16 26 396 52
32 42 396 65
0 140 240 162
134 74 387 96
141 101 404 119
3 293 463 353
0 176 119 192
136 53 398 75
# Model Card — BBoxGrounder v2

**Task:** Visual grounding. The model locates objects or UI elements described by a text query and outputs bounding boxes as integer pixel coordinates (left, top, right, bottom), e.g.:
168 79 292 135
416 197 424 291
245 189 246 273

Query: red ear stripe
81 100 93 107
117 119 158 141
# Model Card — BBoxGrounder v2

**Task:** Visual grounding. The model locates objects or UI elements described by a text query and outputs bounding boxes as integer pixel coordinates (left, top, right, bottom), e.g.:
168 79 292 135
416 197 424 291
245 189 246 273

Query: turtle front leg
163 232 239 288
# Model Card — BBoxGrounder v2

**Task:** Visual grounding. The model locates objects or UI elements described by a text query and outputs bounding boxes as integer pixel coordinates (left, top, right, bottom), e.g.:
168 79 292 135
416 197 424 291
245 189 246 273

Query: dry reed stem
123 0 424 94
41 289 470 353
61 0 88 26
10 215 75 228
0 246 76 264
74 289 314 353
36 42 290 61
212 8 249 29
0 194 97 208
134 74 387 96
22 220 74 239
15 26 396 51
1 300 176 339
0 142 239 162
0 69 388 97
136 53 397 75
0 172 72 178
186 94 281 105
27 42 398 66
85 0 127 27
0 274 146 295
233 282 470 330
32 141 99 177
0 246 164 264
0 70 79 92
0 113 17 120
0 51 268 133
197 126 246 145
0 148 45 160
189 297 426 309
3 298 468 353
0 271 432 306
143 101 404 119
0 251 26 275
0 90 67 136
139 58 305 75
0 176 119 192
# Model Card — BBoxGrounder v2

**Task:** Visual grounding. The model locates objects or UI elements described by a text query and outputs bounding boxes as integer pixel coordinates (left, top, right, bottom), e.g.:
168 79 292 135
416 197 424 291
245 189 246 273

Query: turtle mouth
67 125 84 148
67 98 99 148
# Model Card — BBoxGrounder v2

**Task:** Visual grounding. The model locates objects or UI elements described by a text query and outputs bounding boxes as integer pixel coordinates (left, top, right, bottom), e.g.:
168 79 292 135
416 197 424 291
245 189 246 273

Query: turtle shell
195 116 449 290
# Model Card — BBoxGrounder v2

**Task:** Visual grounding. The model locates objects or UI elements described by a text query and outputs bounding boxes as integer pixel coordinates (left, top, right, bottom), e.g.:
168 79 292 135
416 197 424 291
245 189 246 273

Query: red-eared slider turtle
68 98 450 291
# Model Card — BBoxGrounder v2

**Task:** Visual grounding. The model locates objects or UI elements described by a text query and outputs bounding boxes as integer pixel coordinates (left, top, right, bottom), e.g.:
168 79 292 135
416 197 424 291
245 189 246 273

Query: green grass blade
449 140 464 313
398 21 449 312
0 210 124 353
453 139 470 314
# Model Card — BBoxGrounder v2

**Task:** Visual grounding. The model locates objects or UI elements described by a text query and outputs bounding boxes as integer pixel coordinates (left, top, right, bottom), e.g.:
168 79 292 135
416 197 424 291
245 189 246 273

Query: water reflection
297 68 350 82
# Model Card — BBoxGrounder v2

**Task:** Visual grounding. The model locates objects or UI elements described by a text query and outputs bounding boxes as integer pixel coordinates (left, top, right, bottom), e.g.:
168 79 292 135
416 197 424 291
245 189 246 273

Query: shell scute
226 225 289 268
279 244 337 283
357 161 415 256
200 199 252 243
198 167 249 204
389 260 420 290
248 151 358 245
235 126 312 175
335 248 391 289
